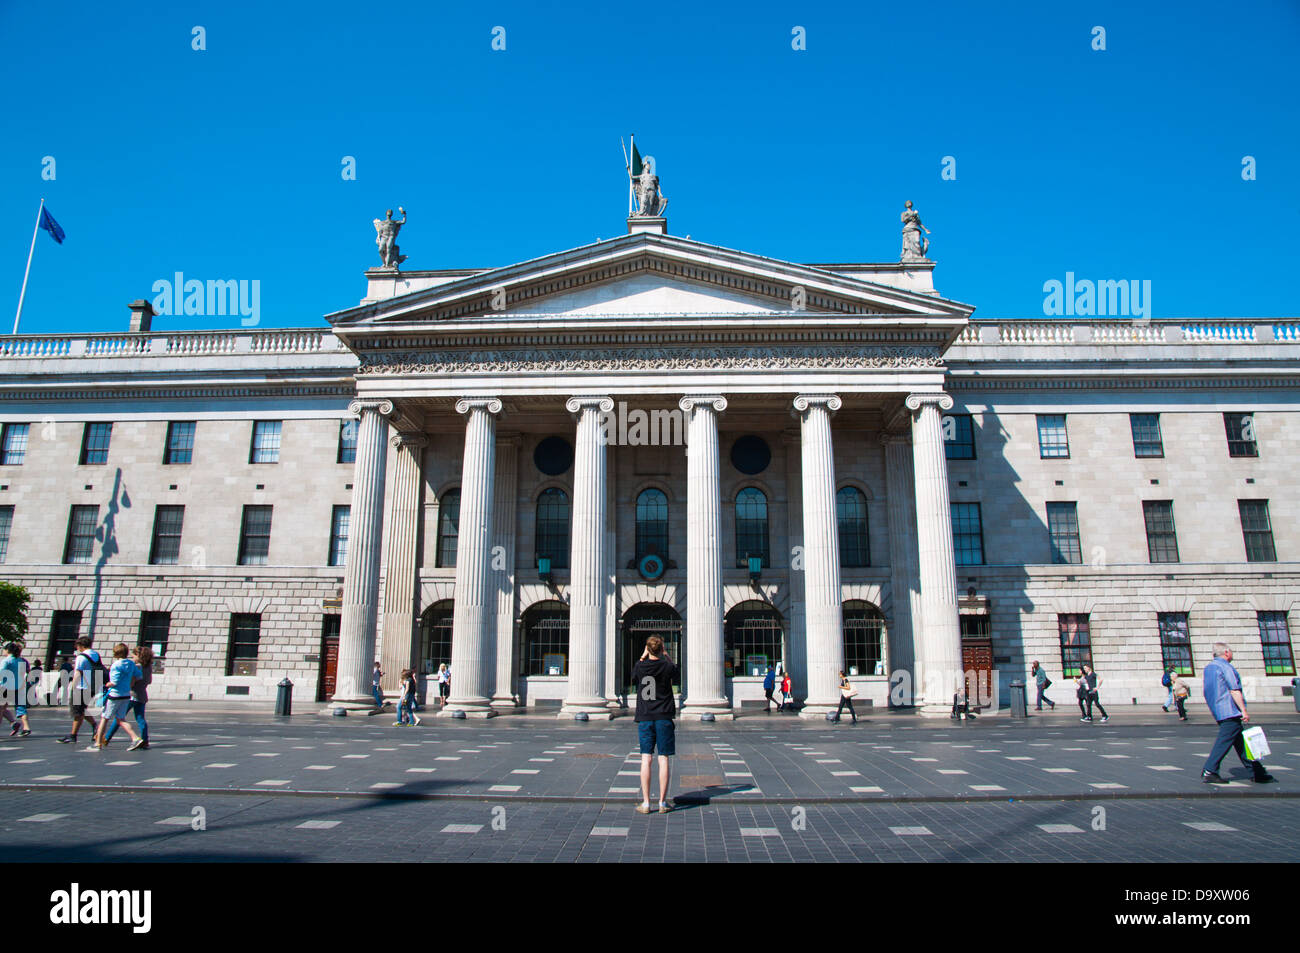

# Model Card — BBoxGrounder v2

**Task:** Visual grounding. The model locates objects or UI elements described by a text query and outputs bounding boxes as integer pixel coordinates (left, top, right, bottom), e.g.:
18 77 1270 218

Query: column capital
348 398 395 418
390 431 428 451
565 395 614 414
678 394 727 413
455 397 503 416
792 393 841 415
904 393 954 413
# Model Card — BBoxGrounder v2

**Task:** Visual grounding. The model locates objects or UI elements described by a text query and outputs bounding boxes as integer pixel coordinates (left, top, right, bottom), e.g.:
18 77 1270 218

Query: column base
322 695 383 716
679 701 735 721
558 704 615 721
798 704 840 720
440 699 497 718
490 696 518 710
918 703 955 718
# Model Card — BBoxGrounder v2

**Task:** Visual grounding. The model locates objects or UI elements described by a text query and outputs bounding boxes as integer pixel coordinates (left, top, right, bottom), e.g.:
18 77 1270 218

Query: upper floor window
734 487 769 569
250 421 282 464
1142 500 1179 563
164 421 196 464
837 486 870 568
1129 413 1163 458
238 505 273 565
0 505 12 564
1 424 29 465
149 505 185 565
951 502 984 566
1224 412 1257 457
1036 415 1070 459
79 423 113 465
64 505 99 564
535 488 570 570
1046 501 1082 564
943 414 976 460
328 505 350 567
338 420 358 464
1238 499 1276 562
635 488 669 562
436 490 461 569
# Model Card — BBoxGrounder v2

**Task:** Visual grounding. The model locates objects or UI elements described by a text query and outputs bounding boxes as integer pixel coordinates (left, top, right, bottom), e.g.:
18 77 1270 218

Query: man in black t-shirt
632 636 678 814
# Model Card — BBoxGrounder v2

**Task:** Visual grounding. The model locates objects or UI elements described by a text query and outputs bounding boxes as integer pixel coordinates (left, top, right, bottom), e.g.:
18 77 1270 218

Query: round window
730 435 771 475
534 436 574 475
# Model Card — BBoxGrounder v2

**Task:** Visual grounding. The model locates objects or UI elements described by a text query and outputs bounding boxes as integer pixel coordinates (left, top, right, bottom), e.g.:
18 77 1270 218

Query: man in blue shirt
1 642 32 737
1201 642 1274 784
90 643 145 752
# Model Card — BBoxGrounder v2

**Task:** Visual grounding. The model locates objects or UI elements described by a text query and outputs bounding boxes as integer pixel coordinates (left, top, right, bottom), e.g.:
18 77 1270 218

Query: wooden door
318 614 340 702
961 639 995 709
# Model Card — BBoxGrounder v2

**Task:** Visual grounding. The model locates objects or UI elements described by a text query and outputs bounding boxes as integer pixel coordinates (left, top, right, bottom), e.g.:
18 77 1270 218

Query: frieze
357 345 945 376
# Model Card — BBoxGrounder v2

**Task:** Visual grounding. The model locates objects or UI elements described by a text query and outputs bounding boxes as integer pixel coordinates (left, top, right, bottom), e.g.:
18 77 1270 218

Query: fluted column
560 396 615 719
907 393 962 715
883 433 920 707
443 398 501 718
330 398 394 711
793 394 844 717
678 395 731 720
379 432 427 693
491 435 520 708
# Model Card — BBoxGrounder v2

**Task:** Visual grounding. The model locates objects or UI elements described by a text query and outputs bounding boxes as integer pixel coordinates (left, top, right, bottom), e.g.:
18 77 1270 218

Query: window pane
165 421 195 464
150 505 185 565
1238 500 1276 562
0 505 12 564
238 505 273 565
951 502 984 566
1158 612 1194 675
1046 501 1082 564
338 420 358 464
80 423 113 465
943 414 976 460
735 488 770 568
64 505 99 564
436 490 461 568
535 488 570 570
1057 614 1092 677
724 601 784 675
251 421 282 464
635 488 669 561
2 424 30 465
837 486 870 567
522 602 569 676
1258 611 1296 676
1037 415 1070 458
1143 500 1179 563
48 611 82 668
139 612 171 661
329 505 350 567
228 613 261 675
1224 412 1258 457
1129 413 1163 458
842 602 884 675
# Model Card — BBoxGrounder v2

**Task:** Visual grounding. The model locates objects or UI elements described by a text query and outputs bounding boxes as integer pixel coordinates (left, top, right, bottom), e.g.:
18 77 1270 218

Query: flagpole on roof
628 133 635 216
12 198 44 335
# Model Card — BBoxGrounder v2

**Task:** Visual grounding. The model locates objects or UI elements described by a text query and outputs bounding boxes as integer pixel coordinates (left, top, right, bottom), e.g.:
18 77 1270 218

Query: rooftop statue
900 200 931 262
374 207 408 269
634 163 667 218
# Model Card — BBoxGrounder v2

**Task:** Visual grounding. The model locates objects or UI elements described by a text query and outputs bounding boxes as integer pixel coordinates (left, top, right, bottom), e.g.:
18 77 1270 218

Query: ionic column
882 432 920 706
491 435 520 708
330 398 393 711
379 432 427 693
781 430 807 702
559 396 615 719
678 395 732 721
443 398 502 718
793 394 844 718
906 393 962 715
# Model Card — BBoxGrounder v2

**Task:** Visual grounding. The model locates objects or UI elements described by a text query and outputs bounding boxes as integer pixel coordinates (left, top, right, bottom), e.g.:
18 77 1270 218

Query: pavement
3 704 1297 862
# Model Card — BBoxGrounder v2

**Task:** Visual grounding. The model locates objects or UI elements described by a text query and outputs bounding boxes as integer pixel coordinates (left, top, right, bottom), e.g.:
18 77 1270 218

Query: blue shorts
103 696 133 724
637 719 676 756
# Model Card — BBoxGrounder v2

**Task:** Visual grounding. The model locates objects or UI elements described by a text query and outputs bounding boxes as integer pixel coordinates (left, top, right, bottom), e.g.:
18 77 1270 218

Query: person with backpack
103 646 152 749
2 642 32 737
90 644 145 752
394 669 421 727
762 666 777 713
1031 660 1055 711
1161 664 1175 712
59 636 104 744
1170 670 1190 721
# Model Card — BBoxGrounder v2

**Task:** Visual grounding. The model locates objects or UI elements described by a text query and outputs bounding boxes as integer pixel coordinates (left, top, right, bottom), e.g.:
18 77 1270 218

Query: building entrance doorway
620 603 683 698
317 614 340 702
960 615 994 709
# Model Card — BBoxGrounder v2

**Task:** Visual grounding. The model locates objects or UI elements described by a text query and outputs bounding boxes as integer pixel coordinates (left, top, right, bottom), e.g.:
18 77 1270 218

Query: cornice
0 383 356 402
946 375 1300 391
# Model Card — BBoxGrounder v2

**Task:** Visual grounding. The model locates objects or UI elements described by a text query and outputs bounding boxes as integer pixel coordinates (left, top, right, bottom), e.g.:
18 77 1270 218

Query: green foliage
0 582 31 646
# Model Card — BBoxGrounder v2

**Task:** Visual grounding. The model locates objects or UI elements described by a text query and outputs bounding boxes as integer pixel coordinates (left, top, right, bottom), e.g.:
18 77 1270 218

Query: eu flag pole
14 198 65 335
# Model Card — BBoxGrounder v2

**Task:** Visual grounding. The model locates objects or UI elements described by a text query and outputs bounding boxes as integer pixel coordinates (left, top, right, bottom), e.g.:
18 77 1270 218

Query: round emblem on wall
638 554 665 580
533 436 574 475
730 435 771 475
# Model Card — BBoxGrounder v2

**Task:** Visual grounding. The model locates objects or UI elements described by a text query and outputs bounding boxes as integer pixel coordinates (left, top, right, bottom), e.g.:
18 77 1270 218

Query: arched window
724 600 785 677
535 488 570 570
735 487 769 568
843 601 885 676
635 488 669 561
435 489 460 568
837 486 870 568
418 600 454 675
522 601 569 676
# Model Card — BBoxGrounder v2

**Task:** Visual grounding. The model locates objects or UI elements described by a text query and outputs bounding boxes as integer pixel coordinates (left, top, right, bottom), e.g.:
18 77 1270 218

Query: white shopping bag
1242 725 1271 760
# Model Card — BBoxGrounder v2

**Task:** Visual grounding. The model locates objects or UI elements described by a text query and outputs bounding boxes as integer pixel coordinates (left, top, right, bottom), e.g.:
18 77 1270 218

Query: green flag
631 142 643 177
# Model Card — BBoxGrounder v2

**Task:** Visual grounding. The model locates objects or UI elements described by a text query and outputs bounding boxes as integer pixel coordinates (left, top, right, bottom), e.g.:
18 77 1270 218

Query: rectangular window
951 502 984 566
138 611 171 663
1224 412 1258 457
1 423 29 465
1036 414 1070 459
238 505 273 565
1238 499 1276 562
1142 500 1179 563
149 505 185 565
1058 613 1092 678
79 422 113 465
63 505 99 564
1157 612 1194 675
943 414 976 460
1129 413 1164 458
0 505 12 564
227 613 261 675
250 421 282 464
328 505 350 567
337 420 358 464
47 611 83 669
164 421 196 464
1046 501 1082 564
1258 611 1296 676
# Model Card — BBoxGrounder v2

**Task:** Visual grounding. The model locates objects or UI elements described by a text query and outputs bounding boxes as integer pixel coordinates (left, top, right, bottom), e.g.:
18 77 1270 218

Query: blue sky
3 0 1298 333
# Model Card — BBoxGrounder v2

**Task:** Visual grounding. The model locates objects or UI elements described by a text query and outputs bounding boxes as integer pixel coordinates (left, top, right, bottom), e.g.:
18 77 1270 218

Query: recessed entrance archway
620 602 683 697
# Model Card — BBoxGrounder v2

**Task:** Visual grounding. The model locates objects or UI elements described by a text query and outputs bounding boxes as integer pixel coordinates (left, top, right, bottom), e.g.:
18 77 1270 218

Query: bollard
275 677 293 717
1009 680 1027 719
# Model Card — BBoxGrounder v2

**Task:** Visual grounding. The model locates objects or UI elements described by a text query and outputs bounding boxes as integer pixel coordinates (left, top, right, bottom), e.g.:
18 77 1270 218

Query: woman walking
1031 661 1055 711
1170 670 1190 721
1081 663 1108 723
436 663 450 706
394 669 421 727
834 670 858 725
780 671 792 712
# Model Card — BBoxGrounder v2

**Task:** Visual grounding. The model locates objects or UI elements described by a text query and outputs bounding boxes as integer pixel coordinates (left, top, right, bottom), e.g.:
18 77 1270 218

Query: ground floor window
419 601 454 676
46 611 82 669
227 613 261 675
842 601 884 675
621 603 683 692
138 611 170 672
1157 612 1194 675
1057 613 1092 678
1258 611 1295 676
522 601 569 676
724 601 784 677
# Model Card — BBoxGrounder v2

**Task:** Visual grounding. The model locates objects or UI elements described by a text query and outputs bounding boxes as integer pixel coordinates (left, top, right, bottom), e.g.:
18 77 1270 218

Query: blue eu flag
40 206 65 244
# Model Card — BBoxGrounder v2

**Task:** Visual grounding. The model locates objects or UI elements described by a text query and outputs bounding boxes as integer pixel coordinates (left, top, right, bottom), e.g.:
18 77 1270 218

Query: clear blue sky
3 0 1298 333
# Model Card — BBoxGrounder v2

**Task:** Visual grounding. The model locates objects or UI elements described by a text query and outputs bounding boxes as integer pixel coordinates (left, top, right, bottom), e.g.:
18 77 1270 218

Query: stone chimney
128 299 155 333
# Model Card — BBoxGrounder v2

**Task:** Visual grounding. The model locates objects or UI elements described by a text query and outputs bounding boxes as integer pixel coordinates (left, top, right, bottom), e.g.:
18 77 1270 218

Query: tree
0 582 31 646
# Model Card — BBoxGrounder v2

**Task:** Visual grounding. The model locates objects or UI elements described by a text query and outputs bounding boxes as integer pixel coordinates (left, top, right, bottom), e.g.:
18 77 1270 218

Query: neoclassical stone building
2 212 1297 716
